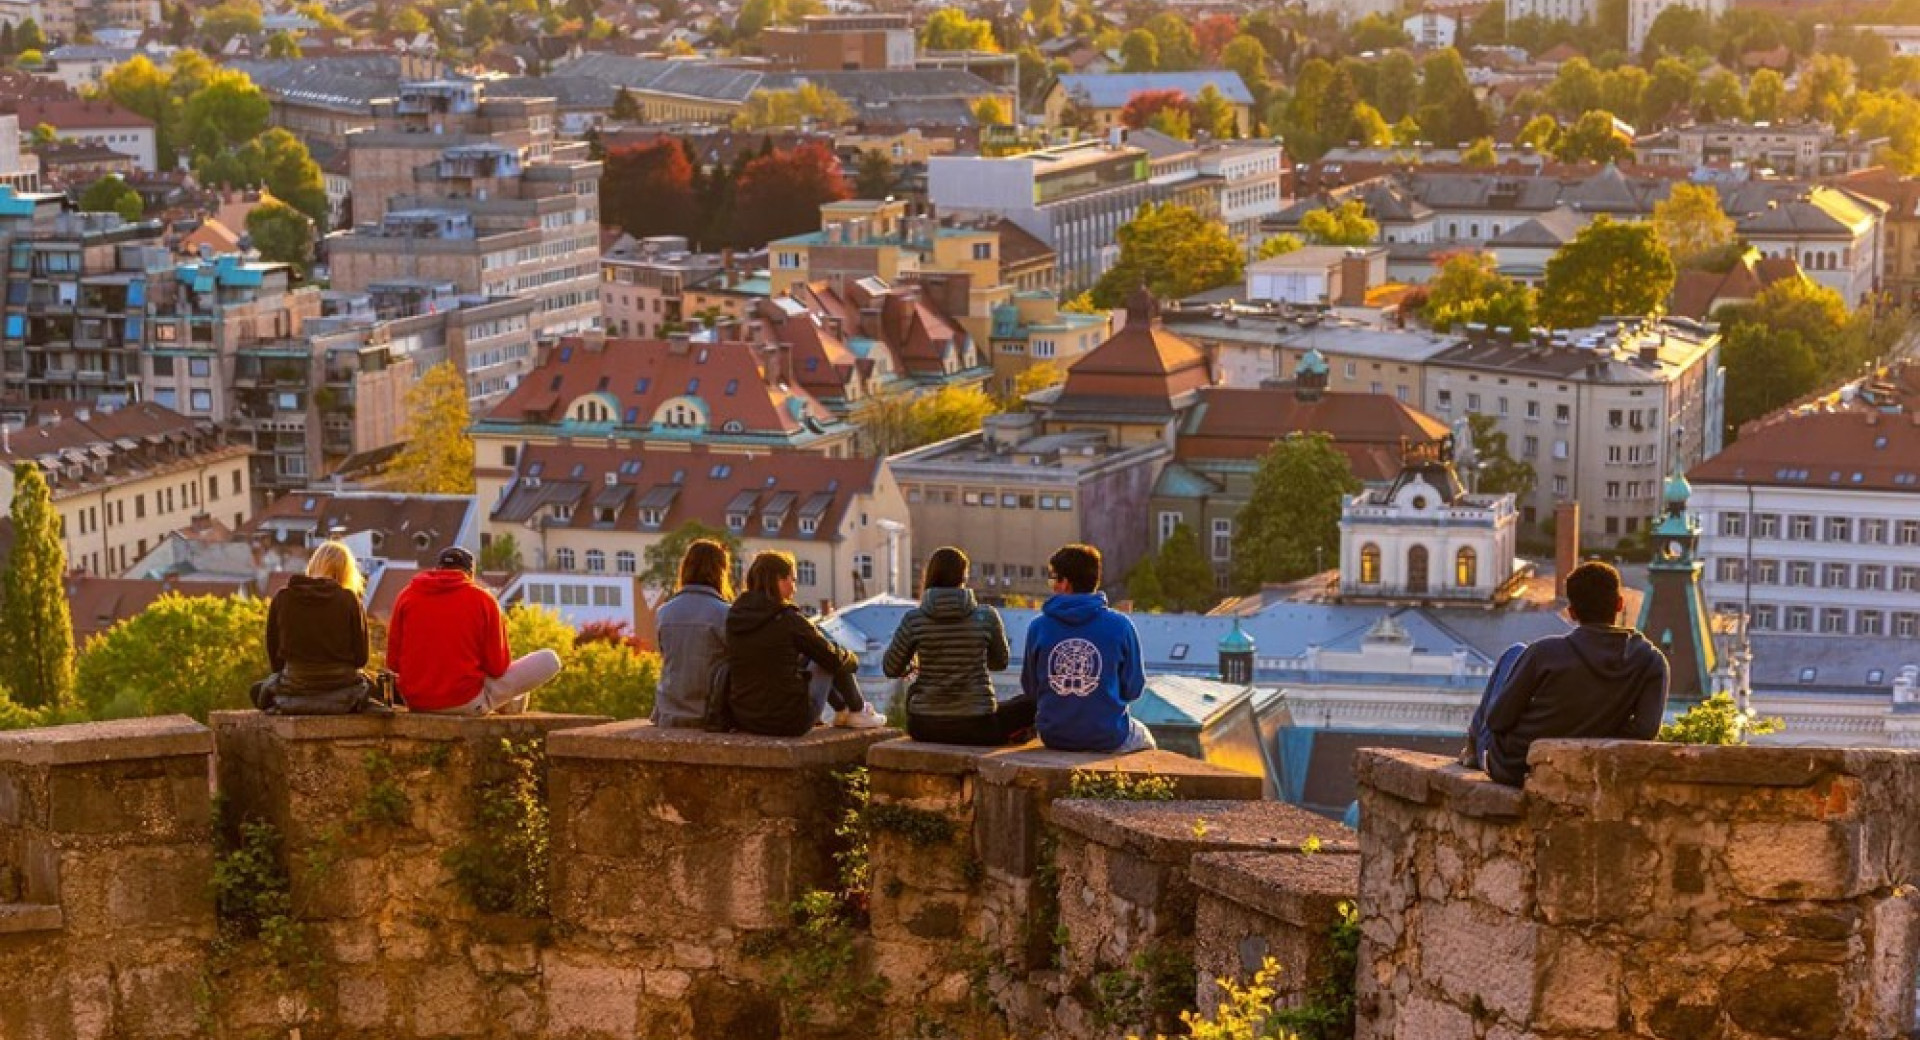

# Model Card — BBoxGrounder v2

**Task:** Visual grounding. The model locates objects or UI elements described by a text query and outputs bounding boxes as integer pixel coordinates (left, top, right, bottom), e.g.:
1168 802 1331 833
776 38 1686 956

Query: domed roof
1297 348 1329 376
1218 618 1255 653
1664 469 1692 506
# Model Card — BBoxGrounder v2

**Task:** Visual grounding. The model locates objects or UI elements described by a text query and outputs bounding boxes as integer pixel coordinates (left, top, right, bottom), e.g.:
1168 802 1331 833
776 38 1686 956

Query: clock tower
1637 466 1719 702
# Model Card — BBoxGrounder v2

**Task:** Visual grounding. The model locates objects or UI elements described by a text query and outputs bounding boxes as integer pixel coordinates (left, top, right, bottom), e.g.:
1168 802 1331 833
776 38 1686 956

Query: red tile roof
1056 289 1212 410
63 576 250 645
12 99 154 131
243 492 477 568
492 441 884 541
480 336 840 441
1177 387 1450 482
1690 362 1920 493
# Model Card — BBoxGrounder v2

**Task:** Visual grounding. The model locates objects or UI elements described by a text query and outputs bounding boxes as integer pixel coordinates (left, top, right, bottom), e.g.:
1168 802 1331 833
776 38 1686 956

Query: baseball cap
437 546 476 574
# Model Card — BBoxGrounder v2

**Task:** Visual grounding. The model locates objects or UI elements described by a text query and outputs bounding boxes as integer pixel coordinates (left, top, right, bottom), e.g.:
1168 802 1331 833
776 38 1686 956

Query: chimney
1337 249 1372 307
1554 500 1580 601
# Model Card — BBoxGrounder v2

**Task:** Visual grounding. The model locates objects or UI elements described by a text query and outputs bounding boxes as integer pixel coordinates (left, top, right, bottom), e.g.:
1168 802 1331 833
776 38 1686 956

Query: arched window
1408 545 1429 593
1360 543 1381 584
1456 547 1478 588
586 549 605 573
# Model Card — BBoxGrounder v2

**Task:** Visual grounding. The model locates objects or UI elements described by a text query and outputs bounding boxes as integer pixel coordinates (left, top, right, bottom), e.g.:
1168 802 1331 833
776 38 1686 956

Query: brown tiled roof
1177 387 1449 482
1690 364 1920 492
62 576 250 645
0 402 240 497
481 336 838 437
243 492 476 568
1055 290 1212 410
12 99 154 130
492 441 883 540
992 218 1055 267
1667 253 1805 321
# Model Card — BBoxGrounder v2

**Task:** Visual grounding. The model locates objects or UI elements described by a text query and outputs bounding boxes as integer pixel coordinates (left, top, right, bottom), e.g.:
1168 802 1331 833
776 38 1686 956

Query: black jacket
265 576 370 689
724 589 857 736
882 587 1008 718
1482 624 1670 785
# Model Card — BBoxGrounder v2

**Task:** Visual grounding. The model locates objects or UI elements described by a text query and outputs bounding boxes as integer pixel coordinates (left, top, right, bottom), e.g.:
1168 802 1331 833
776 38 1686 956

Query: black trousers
906 692 1038 747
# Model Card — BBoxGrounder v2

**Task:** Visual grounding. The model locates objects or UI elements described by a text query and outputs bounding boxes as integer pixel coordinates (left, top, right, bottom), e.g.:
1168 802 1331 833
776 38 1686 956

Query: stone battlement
1 714 1906 1039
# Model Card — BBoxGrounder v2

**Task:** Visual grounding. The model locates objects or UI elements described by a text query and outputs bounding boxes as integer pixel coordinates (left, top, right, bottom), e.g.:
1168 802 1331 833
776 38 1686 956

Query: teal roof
0 185 43 218
1663 469 1692 506
1131 675 1252 727
1297 348 1329 376
1219 618 1255 653
1151 461 1222 499
176 254 274 288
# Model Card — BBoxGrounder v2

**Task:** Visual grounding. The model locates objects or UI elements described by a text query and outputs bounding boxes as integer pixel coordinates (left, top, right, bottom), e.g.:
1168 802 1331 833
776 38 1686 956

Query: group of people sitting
258 534 1668 785
255 542 561 717
658 539 1156 753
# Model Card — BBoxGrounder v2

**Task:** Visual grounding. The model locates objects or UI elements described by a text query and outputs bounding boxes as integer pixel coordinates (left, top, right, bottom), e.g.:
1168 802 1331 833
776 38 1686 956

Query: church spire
1637 459 1718 701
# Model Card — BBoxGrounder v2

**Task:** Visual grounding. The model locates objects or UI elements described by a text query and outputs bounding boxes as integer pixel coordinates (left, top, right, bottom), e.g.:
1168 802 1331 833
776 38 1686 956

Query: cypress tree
1 463 75 710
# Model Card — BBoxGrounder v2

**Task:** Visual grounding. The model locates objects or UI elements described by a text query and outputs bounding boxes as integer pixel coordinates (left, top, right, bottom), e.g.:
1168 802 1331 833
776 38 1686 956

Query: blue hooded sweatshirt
1021 592 1145 753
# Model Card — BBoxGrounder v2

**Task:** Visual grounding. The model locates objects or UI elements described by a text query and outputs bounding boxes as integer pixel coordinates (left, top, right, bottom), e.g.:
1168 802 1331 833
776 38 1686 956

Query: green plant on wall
444 738 551 916
1067 768 1178 801
1124 902 1360 1040
1091 942 1198 1034
1657 693 1784 746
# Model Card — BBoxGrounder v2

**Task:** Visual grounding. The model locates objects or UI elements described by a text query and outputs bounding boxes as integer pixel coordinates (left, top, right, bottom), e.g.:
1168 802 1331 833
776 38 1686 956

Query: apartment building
762 13 917 70
1689 362 1920 642
1636 122 1885 179
987 291 1108 398
889 289 1208 598
1042 73 1255 136
600 235 725 340
0 401 252 578
0 190 170 406
486 442 908 612
1423 320 1724 542
331 81 602 343
11 99 156 172
1161 306 1456 401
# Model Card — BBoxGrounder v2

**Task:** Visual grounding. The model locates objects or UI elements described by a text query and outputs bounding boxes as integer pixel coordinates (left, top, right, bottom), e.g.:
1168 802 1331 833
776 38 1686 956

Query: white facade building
1338 448 1523 602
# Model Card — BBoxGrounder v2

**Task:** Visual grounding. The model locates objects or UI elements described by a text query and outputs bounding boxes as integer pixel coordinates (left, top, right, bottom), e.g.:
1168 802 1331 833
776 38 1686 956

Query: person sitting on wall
388 546 562 715
1465 560 1671 786
884 546 1026 746
653 538 734 729
252 540 389 715
724 550 882 736
1022 544 1156 754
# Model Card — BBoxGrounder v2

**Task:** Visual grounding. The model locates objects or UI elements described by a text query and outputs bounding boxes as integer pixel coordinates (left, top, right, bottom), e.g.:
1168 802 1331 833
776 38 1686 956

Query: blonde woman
255 540 374 712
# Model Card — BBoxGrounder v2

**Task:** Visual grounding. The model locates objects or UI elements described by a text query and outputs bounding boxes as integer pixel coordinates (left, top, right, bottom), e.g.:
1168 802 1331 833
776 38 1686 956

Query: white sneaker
839 705 886 730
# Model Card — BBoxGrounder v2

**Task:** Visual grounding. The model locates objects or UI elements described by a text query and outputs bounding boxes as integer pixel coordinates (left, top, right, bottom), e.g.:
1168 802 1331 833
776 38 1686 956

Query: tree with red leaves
1193 14 1238 62
601 138 696 239
729 141 850 247
1119 89 1193 131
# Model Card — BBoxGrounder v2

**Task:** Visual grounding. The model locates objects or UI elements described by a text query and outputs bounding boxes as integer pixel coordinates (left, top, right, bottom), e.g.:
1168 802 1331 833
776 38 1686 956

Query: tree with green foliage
1144 12 1199 70
1539 216 1674 327
1640 5 1706 60
1090 202 1243 307
1720 326 1819 435
387 362 476 494
1422 251 1534 332
481 532 523 573
640 520 742 591
1155 523 1218 613
853 151 896 199
1517 113 1560 153
971 95 1010 126
921 7 997 51
1791 53 1854 123
2 463 75 711
1120 28 1158 72
246 200 315 272
1465 413 1536 500
1552 109 1633 164
1639 56 1694 129
1124 554 1165 611
1715 279 1876 431
1651 183 1736 269
74 593 265 721
200 0 264 47
79 175 144 221
1416 48 1486 145
1462 137 1499 168
181 68 270 159
1349 102 1391 147
612 86 642 121
505 604 659 719
1348 13 1409 50
1191 83 1237 138
1220 35 1269 99
1746 68 1786 122
1299 200 1377 245
1546 57 1602 118
735 84 853 129
264 29 301 57
14 16 42 52
200 128 328 227
1694 67 1746 122
1257 233 1303 259
1230 434 1361 591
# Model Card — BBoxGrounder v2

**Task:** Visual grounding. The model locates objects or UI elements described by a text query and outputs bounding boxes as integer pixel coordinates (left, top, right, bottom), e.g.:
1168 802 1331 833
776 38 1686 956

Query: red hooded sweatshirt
387 569 512 711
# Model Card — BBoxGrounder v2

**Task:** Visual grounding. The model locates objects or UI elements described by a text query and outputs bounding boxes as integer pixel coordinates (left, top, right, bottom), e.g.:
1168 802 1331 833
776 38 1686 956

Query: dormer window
551 505 573 522
799 518 817 535
762 514 782 534
641 508 665 527
728 513 747 531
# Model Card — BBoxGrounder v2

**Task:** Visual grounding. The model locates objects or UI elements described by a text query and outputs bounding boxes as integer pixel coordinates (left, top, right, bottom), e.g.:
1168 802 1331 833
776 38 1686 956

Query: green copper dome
1663 469 1692 507
1219 618 1256 653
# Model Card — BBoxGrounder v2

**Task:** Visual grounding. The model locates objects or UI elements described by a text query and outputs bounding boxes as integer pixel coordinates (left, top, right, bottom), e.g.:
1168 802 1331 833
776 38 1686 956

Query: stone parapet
1049 799 1355 1038
207 710 609 1038
0 716 216 1039
548 722 899 1040
1356 740 1920 1040
864 740 1266 1038
1191 850 1360 1013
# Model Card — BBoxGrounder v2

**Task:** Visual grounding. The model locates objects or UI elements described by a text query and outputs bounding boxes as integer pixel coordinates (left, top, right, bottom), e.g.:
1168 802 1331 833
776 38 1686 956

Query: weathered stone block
1532 931 1619 1032
546 961 646 1038
1725 820 1861 900
1533 820 1656 926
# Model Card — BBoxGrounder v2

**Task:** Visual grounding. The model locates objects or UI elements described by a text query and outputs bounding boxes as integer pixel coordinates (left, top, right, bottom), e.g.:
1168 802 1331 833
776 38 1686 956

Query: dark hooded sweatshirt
724 589 858 737
882 587 1009 718
1481 624 1670 785
265 575 369 690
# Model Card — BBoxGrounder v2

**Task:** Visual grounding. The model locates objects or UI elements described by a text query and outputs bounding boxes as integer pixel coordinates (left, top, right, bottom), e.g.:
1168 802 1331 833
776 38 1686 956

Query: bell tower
1636 466 1718 701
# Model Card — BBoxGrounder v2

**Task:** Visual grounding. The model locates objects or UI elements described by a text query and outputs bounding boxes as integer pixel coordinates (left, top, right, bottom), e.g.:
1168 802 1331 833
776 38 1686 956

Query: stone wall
0 716 215 1040
1356 740 1920 1040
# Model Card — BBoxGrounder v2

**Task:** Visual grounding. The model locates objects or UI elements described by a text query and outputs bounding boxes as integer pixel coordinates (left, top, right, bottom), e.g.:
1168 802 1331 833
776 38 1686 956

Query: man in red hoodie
387 547 561 714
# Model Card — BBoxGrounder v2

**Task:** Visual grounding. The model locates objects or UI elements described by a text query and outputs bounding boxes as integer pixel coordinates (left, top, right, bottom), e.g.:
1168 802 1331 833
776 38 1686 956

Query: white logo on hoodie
1047 638 1103 697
